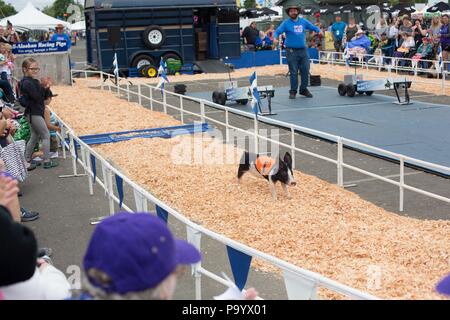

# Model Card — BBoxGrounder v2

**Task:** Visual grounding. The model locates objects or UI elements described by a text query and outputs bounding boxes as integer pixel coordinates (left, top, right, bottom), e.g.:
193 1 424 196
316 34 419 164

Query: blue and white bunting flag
437 45 443 73
156 59 169 92
113 52 119 79
249 71 260 116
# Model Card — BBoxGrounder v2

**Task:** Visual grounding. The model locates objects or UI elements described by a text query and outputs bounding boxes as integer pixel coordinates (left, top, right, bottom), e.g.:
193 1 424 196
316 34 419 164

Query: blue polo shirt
51 33 71 49
331 21 347 41
274 18 320 49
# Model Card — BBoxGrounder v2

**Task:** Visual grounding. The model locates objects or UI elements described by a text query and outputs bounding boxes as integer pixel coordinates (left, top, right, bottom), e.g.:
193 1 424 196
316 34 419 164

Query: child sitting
0 43 14 82
43 86 61 158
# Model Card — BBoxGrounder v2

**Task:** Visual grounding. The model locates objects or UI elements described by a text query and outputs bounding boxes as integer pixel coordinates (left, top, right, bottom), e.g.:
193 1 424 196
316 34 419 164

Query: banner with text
12 41 69 55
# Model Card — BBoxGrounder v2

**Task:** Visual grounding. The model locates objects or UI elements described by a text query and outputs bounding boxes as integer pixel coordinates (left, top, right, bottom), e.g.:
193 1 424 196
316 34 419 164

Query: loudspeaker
174 84 187 95
310 75 321 86
107 26 121 47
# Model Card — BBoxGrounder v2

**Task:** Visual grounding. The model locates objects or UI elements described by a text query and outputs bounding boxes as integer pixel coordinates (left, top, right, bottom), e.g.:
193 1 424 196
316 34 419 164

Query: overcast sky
10 1 53 11
11 1 82 11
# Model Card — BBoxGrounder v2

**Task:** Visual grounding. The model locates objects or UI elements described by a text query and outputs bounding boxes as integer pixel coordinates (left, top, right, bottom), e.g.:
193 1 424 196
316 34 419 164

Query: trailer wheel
338 83 347 96
131 54 157 70
236 99 248 105
144 65 158 78
162 52 183 75
143 25 166 49
212 91 219 104
365 91 374 96
138 65 148 77
217 92 227 105
346 84 356 97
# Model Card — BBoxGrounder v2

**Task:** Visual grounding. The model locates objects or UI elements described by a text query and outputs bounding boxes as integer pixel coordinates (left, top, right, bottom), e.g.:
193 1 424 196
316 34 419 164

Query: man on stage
273 5 321 99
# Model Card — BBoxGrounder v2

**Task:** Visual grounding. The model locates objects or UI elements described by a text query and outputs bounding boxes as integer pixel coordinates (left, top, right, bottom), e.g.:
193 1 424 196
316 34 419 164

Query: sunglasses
28 67 40 71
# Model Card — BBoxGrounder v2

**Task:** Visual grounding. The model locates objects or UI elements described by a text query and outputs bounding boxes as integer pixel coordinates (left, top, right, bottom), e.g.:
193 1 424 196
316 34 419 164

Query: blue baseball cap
436 274 450 296
83 212 201 294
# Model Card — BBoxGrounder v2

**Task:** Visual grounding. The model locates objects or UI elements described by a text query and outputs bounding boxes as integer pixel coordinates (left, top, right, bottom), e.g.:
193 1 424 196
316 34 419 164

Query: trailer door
85 10 99 68
217 8 240 59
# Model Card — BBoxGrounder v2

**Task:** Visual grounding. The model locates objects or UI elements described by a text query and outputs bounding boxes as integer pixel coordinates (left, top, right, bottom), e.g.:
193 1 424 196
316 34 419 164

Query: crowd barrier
46 69 450 299
279 45 450 94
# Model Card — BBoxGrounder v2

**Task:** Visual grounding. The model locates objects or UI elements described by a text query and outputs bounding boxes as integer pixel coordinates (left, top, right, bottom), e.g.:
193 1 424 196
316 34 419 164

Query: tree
244 0 256 9
42 5 55 18
0 0 17 17
42 0 84 21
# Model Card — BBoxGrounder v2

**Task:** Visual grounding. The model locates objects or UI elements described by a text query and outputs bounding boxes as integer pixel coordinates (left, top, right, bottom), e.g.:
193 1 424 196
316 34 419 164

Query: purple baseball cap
436 274 450 296
83 212 201 294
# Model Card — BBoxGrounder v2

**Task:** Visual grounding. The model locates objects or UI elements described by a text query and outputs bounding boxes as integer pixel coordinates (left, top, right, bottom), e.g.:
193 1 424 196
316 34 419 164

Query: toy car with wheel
337 74 412 105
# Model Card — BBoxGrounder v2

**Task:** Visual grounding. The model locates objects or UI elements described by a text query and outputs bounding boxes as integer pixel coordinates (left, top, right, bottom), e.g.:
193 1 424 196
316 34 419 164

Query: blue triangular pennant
226 246 252 291
90 154 96 184
156 205 168 223
115 174 124 208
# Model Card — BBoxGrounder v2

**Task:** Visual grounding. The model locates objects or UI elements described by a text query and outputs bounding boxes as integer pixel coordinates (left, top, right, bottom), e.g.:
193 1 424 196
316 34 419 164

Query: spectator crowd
241 12 450 72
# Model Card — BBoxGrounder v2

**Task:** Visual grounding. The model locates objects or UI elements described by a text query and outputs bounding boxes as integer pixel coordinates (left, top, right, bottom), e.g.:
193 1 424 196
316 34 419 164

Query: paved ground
189 84 450 172
22 40 449 300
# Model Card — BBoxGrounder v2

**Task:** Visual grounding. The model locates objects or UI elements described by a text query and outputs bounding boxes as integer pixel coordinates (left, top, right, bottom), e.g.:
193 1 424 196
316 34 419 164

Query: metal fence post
150 86 154 111
85 148 94 196
180 96 184 124
399 157 404 212
337 137 344 187
186 226 202 300
61 126 67 159
291 126 296 170
106 168 115 215
163 89 167 114
254 116 259 154
225 109 230 143
69 134 78 176
126 82 130 101
138 84 142 105
279 35 283 65
200 100 205 123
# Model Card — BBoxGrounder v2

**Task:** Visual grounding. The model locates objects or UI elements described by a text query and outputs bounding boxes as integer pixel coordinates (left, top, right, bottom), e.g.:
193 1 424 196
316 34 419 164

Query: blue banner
12 41 69 55
90 155 96 184
115 175 124 208
156 205 169 224
226 246 252 291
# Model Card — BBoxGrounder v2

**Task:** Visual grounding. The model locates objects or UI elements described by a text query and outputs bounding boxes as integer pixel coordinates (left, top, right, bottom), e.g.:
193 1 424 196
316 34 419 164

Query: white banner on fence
186 225 201 250
283 269 317 300
133 189 148 212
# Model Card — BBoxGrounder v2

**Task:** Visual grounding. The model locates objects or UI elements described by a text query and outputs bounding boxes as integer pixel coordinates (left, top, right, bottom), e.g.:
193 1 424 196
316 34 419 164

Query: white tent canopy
0 2 70 30
70 20 86 31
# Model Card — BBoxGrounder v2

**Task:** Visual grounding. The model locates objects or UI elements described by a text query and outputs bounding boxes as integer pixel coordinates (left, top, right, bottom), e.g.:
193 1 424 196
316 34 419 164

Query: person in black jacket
20 58 58 169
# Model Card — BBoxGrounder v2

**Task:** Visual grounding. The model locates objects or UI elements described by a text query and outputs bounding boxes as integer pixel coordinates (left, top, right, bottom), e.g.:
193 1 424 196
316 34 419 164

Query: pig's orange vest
255 156 275 176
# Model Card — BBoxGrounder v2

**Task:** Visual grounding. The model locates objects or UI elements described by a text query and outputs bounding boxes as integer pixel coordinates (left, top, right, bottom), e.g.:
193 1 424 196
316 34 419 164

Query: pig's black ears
283 152 292 166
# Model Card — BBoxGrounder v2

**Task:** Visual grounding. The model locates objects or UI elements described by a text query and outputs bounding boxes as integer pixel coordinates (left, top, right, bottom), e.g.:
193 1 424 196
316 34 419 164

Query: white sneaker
50 151 59 159
33 157 43 162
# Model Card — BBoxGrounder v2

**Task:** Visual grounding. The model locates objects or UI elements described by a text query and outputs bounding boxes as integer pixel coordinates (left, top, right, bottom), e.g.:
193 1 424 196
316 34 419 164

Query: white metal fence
53 69 450 299
279 48 450 94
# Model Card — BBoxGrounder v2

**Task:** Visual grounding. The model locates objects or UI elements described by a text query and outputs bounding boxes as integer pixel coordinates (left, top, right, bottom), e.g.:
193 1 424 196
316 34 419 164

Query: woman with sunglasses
19 58 58 169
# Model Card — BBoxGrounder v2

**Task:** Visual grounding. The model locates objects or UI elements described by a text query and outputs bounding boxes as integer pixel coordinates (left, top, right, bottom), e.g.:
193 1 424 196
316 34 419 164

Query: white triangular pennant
283 269 317 300
133 189 147 212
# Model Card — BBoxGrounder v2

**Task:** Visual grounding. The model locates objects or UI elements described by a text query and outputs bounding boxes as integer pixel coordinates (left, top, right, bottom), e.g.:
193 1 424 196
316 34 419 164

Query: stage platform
189 86 450 176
